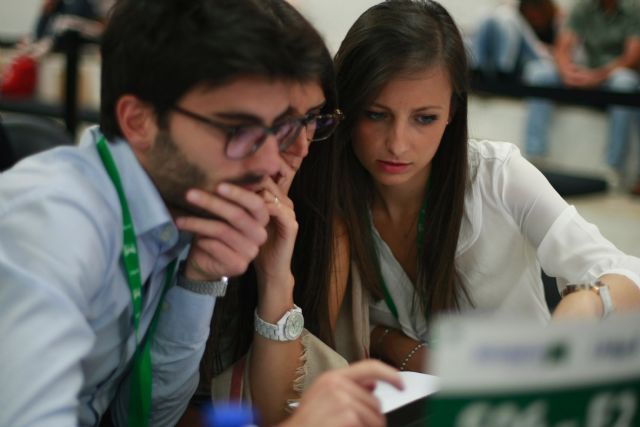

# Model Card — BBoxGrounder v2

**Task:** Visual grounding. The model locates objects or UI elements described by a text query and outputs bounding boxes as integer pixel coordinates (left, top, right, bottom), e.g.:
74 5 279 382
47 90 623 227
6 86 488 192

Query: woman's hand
273 152 298 196
254 170 299 300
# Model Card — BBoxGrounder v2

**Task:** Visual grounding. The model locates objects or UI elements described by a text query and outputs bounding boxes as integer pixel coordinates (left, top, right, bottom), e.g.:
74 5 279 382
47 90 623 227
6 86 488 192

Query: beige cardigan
210 263 370 409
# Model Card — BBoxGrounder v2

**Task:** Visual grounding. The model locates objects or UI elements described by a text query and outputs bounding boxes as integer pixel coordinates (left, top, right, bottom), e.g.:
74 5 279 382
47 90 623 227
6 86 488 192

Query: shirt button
160 226 173 242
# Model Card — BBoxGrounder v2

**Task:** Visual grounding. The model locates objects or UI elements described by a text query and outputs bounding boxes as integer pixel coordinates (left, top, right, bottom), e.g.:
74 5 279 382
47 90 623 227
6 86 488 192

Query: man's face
144 76 291 216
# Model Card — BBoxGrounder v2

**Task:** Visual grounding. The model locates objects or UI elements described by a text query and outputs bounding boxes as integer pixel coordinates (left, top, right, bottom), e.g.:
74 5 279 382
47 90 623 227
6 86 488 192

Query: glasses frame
171 105 304 159
301 109 344 142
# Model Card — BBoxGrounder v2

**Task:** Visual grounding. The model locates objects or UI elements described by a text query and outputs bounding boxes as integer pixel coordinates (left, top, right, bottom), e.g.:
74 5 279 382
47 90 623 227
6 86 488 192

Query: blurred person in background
471 0 561 81
523 0 640 192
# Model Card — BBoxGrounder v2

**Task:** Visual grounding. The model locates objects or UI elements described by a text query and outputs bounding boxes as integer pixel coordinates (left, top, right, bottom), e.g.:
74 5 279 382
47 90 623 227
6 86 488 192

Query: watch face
284 311 304 340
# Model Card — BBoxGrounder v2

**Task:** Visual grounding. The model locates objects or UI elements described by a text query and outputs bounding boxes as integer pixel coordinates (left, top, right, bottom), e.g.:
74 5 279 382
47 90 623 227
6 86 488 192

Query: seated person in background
0 0 113 96
0 0 401 425
523 0 640 191
186 1 369 425
633 108 640 196
0 116 16 171
32 0 112 41
471 0 560 80
332 0 640 373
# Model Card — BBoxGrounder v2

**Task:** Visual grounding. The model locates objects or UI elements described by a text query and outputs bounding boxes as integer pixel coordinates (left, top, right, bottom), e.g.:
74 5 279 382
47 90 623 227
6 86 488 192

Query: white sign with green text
429 312 640 427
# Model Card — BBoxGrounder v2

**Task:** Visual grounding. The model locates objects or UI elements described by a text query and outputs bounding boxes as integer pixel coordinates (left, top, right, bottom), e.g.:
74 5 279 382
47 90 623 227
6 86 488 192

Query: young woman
333 0 640 373
185 1 362 425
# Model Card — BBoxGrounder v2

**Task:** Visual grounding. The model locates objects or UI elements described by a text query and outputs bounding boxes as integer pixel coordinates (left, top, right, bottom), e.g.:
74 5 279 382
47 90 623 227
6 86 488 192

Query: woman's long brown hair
199 0 339 391
333 0 472 323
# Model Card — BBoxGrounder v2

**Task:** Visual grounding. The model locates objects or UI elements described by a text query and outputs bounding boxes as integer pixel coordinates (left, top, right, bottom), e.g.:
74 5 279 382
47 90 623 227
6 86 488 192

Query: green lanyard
96 136 177 427
372 192 428 321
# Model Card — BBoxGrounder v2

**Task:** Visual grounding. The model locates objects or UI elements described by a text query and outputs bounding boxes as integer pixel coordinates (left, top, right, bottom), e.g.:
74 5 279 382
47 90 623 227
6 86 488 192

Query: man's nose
248 133 281 177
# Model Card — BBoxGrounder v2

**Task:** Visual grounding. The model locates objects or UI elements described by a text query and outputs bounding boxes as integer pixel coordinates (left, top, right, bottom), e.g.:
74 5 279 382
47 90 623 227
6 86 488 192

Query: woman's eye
416 114 437 125
363 110 386 121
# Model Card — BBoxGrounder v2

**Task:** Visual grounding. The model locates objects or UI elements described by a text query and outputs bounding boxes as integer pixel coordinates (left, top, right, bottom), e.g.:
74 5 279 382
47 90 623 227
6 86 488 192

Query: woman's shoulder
467 139 522 180
468 138 520 161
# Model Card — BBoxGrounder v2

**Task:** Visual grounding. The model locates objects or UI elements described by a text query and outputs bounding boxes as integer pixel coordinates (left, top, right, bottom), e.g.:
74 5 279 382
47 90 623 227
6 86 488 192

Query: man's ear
115 95 158 153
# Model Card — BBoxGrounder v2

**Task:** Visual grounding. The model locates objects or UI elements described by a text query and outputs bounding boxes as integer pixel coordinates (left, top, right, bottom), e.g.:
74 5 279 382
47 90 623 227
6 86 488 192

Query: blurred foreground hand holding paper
374 371 439 414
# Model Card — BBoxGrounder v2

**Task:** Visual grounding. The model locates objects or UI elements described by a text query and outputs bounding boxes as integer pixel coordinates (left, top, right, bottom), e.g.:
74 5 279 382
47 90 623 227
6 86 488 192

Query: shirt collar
83 126 178 243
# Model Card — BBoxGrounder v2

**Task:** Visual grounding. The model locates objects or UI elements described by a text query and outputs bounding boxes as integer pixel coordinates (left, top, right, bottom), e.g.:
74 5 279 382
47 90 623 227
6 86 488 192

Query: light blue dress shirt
0 126 216 427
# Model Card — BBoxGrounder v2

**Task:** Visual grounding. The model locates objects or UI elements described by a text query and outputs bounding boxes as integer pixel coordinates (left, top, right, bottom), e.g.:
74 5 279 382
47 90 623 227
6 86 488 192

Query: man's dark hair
100 0 328 139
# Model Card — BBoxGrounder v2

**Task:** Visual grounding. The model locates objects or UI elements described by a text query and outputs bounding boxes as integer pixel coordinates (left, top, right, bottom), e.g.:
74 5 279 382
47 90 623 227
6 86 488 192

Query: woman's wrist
256 273 295 323
399 342 426 371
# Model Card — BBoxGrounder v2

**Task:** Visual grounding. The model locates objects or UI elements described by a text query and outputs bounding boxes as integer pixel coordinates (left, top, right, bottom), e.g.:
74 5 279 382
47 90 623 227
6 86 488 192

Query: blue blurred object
202 403 258 427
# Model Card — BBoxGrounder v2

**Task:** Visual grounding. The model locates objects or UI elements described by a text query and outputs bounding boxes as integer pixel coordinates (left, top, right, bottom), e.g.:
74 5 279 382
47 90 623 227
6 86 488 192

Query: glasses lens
226 126 264 159
275 120 303 151
311 115 340 141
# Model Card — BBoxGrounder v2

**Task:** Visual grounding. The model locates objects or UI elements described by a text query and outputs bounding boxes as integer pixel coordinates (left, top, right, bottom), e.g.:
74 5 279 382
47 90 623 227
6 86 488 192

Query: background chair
0 113 74 172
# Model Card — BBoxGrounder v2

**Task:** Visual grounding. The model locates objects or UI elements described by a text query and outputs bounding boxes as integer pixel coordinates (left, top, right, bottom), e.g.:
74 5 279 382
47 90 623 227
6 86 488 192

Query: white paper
374 371 440 413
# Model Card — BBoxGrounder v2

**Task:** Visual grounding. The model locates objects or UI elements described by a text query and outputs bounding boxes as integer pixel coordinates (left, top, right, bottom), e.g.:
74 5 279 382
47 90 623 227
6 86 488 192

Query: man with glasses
0 0 400 426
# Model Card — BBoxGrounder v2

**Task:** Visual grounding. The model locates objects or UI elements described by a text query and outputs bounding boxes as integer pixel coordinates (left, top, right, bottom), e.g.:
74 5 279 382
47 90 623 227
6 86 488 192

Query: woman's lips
377 160 410 174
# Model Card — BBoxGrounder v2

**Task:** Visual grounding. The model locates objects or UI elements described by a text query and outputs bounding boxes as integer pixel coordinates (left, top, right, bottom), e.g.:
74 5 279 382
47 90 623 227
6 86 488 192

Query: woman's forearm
553 274 640 319
251 275 304 426
370 326 429 373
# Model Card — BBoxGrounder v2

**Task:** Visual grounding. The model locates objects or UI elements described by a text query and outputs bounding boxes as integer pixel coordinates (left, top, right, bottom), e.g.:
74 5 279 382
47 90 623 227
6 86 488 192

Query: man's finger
341 360 404 391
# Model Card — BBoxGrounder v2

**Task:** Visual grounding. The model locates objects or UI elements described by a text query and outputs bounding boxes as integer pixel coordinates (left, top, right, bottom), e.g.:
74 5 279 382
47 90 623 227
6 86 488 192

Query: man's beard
147 130 265 220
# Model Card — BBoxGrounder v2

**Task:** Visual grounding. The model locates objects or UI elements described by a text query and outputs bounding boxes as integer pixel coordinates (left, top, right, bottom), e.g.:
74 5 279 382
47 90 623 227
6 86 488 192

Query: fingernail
218 183 230 195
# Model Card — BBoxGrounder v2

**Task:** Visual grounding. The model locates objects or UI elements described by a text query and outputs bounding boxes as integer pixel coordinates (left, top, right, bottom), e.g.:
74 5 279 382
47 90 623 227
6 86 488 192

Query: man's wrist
183 258 215 281
177 261 228 296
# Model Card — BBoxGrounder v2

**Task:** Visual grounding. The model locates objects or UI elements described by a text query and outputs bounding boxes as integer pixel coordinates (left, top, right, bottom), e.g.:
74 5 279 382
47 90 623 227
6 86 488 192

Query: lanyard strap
96 136 177 427
128 260 177 427
372 189 429 321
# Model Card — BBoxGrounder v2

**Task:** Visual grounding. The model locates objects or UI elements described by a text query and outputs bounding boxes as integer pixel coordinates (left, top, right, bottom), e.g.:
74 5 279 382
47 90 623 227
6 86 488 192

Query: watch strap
254 305 303 341
177 274 228 297
561 281 614 318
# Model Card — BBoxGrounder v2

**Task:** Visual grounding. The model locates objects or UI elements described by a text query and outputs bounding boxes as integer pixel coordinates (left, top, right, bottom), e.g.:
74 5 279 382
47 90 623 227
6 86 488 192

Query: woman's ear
115 94 158 153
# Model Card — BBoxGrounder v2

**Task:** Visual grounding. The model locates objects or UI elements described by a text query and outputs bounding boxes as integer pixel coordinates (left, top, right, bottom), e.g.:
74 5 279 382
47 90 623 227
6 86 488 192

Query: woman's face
352 66 452 193
275 80 325 190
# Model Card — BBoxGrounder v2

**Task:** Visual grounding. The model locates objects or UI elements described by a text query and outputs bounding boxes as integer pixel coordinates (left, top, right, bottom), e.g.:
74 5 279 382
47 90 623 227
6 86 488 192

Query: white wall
295 0 578 54
0 0 42 38
295 0 506 54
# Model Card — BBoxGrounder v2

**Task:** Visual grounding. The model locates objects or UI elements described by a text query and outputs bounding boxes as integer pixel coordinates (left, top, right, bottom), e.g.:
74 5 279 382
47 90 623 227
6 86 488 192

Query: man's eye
363 110 386 121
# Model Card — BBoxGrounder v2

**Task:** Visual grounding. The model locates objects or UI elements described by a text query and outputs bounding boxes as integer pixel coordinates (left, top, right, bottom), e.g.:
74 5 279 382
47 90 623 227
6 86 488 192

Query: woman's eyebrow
305 101 327 114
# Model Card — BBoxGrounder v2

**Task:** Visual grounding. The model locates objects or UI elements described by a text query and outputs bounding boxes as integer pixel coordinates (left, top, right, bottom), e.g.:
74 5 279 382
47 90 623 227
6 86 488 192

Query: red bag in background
0 55 38 97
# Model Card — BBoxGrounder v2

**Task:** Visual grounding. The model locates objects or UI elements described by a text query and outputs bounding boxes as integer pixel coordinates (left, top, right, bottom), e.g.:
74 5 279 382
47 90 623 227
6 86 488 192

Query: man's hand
280 360 404 427
176 183 270 281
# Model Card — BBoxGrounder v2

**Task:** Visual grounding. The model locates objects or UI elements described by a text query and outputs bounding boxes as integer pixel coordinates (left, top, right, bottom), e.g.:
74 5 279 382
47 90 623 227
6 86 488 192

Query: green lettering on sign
427 377 640 427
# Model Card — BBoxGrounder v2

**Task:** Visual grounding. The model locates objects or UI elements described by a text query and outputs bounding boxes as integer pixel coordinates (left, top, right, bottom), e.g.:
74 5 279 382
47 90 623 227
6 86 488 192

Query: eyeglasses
301 109 344 142
171 105 304 159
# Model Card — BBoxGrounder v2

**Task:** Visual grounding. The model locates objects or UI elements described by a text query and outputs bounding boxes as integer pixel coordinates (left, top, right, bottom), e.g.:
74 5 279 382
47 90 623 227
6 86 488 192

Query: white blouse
369 139 640 342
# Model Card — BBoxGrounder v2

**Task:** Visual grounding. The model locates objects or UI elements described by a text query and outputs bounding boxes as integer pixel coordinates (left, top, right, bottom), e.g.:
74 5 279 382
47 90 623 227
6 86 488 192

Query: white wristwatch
561 281 614 318
254 305 304 341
